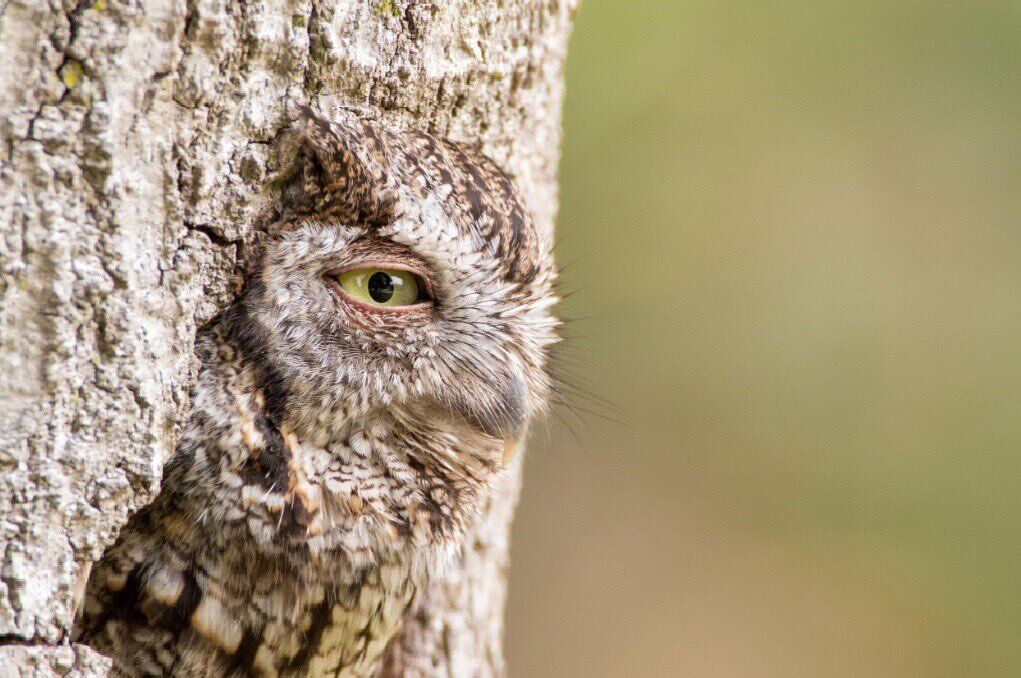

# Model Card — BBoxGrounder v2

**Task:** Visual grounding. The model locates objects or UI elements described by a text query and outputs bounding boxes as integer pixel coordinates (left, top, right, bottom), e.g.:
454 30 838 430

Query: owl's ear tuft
275 106 399 227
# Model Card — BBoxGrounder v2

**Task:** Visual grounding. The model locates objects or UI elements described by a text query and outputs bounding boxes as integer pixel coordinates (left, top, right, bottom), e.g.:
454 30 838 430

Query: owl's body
76 110 557 676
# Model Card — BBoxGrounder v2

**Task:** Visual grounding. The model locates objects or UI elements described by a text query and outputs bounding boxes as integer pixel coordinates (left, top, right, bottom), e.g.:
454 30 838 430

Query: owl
74 108 558 677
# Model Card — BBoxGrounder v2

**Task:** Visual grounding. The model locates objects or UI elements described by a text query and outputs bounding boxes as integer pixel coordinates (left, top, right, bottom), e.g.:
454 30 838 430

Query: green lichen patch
374 0 400 19
59 59 85 88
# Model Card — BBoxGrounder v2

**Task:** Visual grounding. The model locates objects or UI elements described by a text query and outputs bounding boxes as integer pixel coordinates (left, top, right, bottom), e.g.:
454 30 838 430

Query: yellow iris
336 268 422 307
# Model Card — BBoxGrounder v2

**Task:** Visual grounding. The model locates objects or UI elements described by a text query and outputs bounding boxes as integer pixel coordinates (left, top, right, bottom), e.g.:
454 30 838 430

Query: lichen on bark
0 1 575 674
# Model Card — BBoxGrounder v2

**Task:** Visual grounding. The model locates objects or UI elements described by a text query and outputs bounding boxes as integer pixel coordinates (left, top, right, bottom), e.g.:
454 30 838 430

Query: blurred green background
506 1 1021 676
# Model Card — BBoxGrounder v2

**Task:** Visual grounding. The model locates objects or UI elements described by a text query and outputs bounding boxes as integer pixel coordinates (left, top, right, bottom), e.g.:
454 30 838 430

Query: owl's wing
75 499 213 677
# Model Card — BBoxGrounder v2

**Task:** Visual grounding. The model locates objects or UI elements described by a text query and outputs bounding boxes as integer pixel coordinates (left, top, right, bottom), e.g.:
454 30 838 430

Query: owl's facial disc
320 246 533 448
246 224 554 468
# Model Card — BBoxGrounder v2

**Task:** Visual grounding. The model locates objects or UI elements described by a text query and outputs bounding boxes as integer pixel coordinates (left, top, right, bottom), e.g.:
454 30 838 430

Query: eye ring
325 263 434 313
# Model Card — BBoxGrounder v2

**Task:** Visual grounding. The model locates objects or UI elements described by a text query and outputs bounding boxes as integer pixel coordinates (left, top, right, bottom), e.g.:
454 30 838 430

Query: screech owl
74 108 558 677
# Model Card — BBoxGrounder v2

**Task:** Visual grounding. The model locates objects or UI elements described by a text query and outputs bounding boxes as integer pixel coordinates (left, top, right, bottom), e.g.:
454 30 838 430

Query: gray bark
0 0 575 675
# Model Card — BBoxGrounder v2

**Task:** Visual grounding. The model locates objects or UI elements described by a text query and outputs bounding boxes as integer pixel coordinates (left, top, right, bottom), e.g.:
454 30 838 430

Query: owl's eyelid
328 286 434 316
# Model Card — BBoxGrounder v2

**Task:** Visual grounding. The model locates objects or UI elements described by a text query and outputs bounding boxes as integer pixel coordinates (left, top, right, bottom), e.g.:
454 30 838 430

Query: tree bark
0 0 575 675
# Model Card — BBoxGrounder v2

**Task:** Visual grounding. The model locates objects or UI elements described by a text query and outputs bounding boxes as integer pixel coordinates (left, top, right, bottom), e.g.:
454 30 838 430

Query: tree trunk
0 1 575 674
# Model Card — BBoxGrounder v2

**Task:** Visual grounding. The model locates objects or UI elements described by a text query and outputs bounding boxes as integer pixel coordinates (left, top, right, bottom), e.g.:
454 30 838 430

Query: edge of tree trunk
0 0 575 673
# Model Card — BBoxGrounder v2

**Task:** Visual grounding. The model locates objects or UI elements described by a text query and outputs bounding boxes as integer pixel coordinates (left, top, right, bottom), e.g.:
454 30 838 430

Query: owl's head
220 109 557 564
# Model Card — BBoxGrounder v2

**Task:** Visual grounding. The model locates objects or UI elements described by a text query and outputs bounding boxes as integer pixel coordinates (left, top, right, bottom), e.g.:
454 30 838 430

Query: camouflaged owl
74 108 558 677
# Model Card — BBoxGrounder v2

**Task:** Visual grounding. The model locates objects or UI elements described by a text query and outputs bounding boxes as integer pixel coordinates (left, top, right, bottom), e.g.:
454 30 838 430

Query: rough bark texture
0 0 574 675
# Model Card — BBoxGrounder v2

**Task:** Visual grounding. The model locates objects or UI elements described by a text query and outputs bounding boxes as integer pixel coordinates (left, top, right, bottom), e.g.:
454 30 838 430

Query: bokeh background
505 2 1021 676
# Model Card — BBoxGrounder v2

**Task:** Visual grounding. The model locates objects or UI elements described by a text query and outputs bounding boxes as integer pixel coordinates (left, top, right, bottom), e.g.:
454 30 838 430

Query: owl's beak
447 375 529 463
495 376 527 465
502 436 522 465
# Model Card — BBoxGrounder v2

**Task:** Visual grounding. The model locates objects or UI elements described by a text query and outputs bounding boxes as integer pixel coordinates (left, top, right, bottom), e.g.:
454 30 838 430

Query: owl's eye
335 268 428 308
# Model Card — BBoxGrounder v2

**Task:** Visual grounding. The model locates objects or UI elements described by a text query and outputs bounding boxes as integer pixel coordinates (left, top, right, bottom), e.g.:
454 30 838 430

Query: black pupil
367 271 395 303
